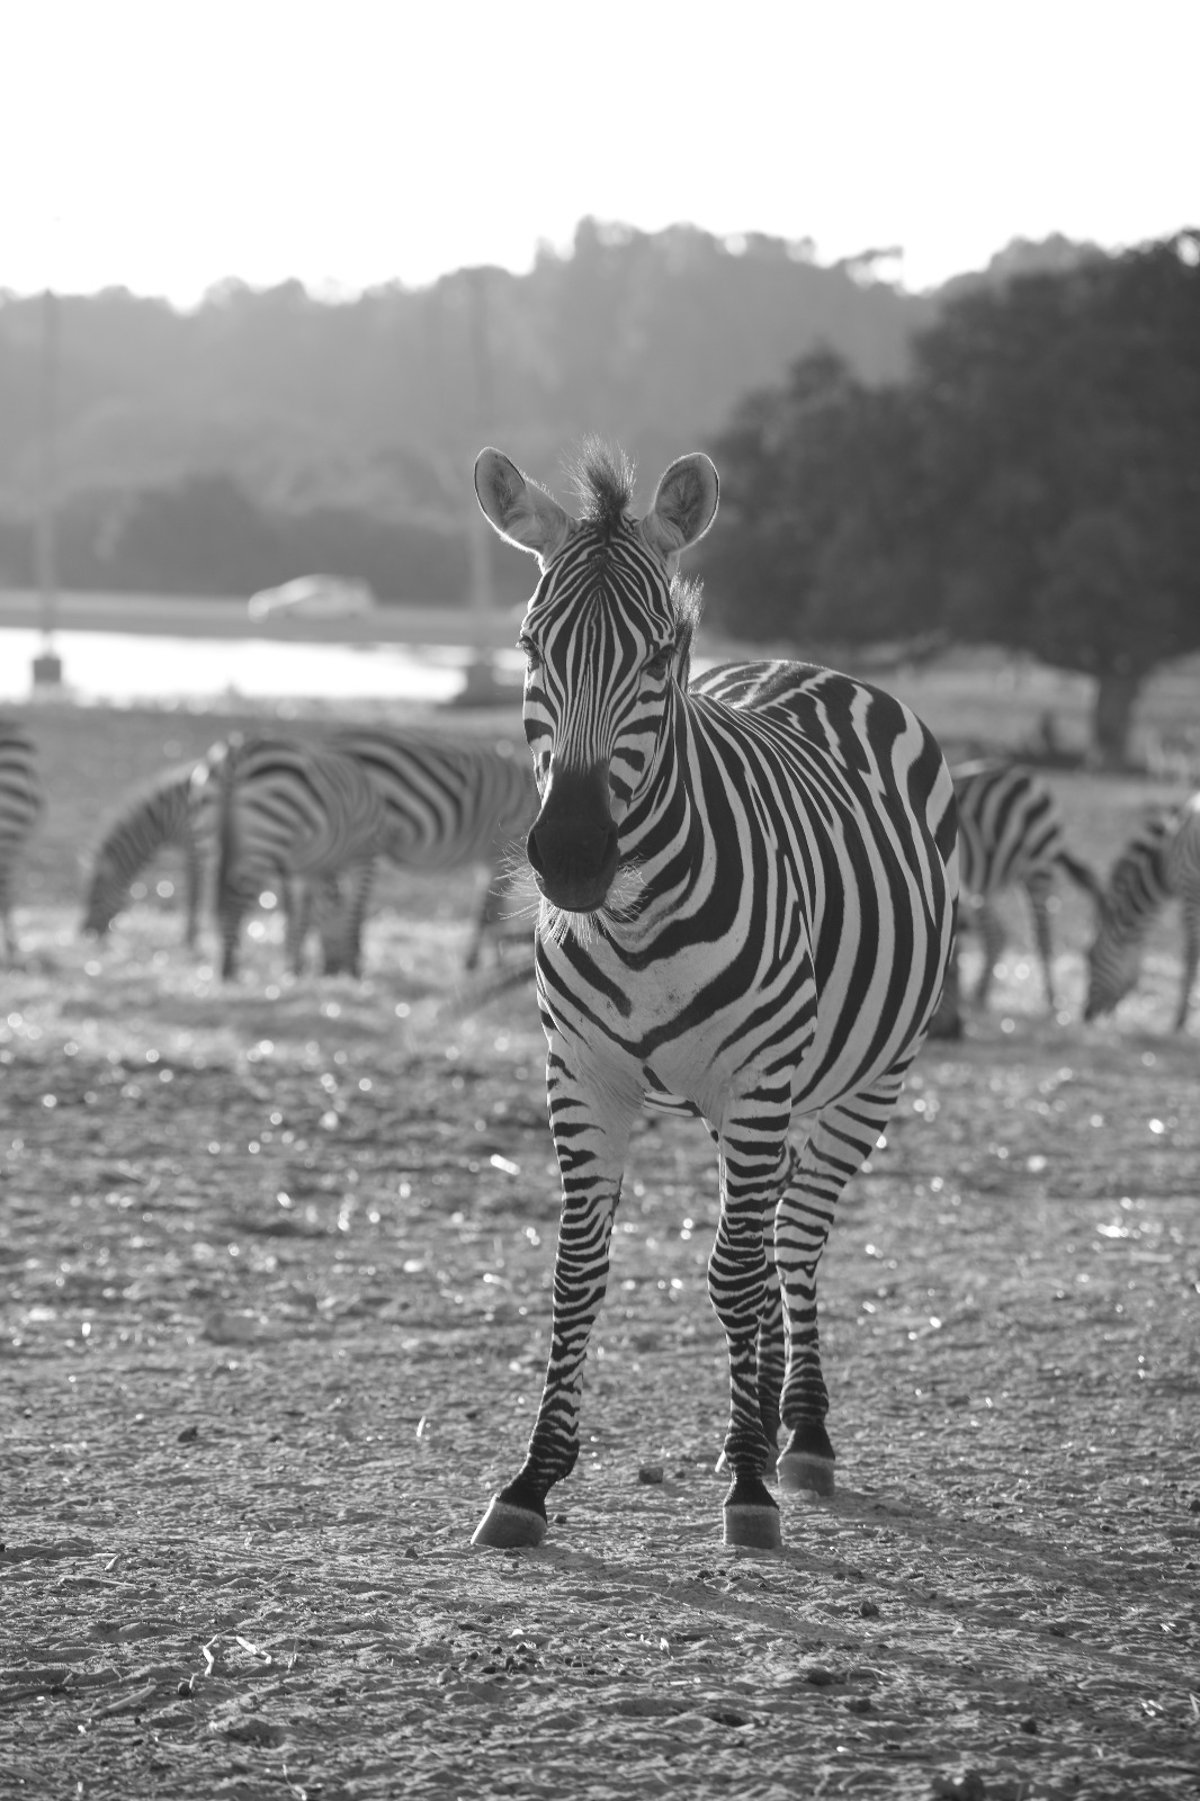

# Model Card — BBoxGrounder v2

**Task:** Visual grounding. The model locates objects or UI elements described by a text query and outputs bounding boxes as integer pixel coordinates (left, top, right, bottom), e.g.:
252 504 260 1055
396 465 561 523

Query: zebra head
81 852 125 936
1083 900 1145 1020
475 442 718 915
1082 812 1171 1020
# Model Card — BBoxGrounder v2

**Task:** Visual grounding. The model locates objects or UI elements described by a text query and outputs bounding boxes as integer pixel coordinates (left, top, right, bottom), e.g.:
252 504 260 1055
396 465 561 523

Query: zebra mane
569 439 637 537
567 438 706 656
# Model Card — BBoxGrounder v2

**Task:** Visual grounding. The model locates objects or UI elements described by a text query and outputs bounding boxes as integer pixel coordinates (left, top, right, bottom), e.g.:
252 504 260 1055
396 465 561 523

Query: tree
701 349 936 648
705 232 1200 764
911 232 1200 762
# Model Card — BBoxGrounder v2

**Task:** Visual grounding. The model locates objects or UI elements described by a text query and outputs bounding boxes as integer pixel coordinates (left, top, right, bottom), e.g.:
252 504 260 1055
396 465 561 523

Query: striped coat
469 443 958 1552
0 719 43 959
1085 791 1200 1031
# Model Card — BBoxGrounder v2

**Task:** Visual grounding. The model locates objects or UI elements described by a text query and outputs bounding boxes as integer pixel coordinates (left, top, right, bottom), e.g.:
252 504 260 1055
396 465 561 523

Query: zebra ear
641 453 719 560
475 449 572 564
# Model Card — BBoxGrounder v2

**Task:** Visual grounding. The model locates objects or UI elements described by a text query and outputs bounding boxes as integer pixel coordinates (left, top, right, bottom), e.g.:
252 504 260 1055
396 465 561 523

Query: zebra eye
517 636 542 673
644 645 673 680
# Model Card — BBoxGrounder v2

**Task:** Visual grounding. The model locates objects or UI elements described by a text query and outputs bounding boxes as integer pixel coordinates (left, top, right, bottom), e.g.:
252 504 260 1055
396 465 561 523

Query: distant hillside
0 220 936 522
0 223 1102 602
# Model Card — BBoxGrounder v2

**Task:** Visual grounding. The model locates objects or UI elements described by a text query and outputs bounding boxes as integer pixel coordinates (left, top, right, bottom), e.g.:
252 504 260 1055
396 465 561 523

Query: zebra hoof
723 1503 782 1550
776 1452 836 1497
471 1496 548 1549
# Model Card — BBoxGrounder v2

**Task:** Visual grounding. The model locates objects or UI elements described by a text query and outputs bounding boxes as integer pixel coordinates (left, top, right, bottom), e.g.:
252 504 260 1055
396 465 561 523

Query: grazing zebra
0 719 42 958
328 726 538 969
470 443 958 1551
1084 792 1200 1031
82 760 208 945
929 760 1100 1037
197 734 390 980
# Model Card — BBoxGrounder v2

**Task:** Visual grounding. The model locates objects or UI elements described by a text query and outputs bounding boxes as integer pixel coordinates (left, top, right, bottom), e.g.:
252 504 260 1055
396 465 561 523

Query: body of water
0 628 524 707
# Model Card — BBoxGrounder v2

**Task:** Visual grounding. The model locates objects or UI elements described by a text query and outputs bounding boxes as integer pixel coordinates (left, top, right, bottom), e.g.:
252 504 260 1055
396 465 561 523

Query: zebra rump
0 719 43 959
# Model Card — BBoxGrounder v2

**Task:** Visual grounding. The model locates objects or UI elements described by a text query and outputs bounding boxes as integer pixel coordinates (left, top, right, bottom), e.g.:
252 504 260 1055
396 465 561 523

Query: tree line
698 232 1200 764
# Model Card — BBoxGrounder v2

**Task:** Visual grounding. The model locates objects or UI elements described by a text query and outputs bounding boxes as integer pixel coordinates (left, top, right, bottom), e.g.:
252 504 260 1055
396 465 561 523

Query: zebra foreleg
472 1061 635 1548
1174 896 1199 1032
774 1072 907 1498
710 1099 794 1549
1025 872 1058 1012
973 902 1006 1007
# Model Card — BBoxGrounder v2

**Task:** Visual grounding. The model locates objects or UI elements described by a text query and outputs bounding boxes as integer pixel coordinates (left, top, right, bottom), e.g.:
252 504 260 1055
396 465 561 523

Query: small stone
1020 1716 1039 1734
177 1424 199 1443
638 1464 665 1485
859 1598 881 1618
845 1695 872 1714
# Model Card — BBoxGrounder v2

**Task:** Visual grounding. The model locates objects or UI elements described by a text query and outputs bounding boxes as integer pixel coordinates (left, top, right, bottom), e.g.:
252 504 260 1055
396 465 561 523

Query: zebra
1084 791 1200 1031
196 733 390 980
0 719 43 959
470 443 959 1552
929 760 1101 1036
328 726 539 970
82 760 208 945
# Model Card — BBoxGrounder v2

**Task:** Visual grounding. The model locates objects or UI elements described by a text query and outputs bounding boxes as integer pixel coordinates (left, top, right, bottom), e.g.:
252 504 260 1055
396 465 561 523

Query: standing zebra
0 719 42 959
471 444 958 1552
1084 792 1200 1031
328 726 538 969
196 734 390 980
82 760 208 945
930 760 1100 1037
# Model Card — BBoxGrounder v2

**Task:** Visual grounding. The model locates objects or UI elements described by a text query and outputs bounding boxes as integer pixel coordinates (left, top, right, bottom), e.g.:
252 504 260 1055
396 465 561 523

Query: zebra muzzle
527 769 620 912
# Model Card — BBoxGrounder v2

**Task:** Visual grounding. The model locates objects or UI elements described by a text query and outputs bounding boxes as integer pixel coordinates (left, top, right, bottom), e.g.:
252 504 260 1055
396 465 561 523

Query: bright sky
4 0 1195 306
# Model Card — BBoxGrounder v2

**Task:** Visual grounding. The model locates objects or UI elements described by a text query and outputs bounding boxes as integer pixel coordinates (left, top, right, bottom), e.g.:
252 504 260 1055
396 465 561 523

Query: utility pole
32 287 64 691
457 266 504 706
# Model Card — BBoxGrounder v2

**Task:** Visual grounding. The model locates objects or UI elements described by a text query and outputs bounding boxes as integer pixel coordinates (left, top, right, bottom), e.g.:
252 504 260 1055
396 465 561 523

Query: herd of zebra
0 714 1196 1027
0 720 538 981
3 442 1200 1553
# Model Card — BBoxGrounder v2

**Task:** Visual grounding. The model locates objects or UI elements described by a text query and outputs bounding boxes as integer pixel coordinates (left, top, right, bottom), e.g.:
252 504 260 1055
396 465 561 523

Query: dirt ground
3 705 1199 1800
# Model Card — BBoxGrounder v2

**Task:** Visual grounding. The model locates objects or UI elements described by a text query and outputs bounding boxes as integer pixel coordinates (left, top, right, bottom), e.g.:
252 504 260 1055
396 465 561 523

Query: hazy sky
5 0 1195 305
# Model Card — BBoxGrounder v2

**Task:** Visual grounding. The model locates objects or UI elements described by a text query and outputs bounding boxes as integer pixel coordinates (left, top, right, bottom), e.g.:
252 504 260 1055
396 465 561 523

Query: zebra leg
183 839 202 949
775 1071 908 1498
472 1050 638 1549
285 876 313 975
339 858 375 978
973 902 1006 1007
710 1095 794 1549
1025 872 1057 1012
464 873 503 972
1174 896 1200 1032
757 1153 789 1450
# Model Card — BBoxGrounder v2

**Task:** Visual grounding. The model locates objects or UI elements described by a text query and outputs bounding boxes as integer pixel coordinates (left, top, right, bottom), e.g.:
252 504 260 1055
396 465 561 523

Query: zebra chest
545 941 781 1103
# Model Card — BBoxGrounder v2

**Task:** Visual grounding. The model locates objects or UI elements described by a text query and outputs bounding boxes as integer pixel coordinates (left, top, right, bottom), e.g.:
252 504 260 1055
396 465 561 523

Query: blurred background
0 0 1196 772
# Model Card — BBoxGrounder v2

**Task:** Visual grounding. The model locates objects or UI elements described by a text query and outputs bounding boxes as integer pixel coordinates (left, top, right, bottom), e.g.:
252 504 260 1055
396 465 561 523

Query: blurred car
248 575 376 622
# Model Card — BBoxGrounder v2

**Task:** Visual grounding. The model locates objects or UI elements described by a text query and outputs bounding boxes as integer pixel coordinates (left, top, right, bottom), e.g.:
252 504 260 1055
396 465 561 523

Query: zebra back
82 761 201 935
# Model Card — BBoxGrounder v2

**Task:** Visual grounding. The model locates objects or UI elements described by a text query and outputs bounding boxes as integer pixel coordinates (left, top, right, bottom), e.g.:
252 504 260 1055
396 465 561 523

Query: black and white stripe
196 734 389 980
329 726 538 969
470 443 959 1551
1084 792 1200 1031
930 760 1100 1034
0 719 42 959
82 760 208 945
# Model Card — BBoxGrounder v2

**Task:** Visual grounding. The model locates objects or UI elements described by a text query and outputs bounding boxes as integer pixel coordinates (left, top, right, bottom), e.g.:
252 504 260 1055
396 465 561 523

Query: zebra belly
541 933 927 1127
